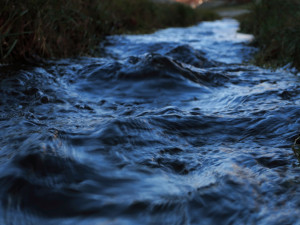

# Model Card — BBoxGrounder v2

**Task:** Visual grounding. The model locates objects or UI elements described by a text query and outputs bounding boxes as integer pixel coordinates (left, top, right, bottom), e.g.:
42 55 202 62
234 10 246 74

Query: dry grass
239 0 300 70
0 0 219 63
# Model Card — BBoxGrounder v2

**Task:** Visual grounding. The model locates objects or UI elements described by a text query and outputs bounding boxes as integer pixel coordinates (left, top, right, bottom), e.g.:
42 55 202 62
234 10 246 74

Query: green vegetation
293 136 300 162
0 0 219 63
239 0 300 70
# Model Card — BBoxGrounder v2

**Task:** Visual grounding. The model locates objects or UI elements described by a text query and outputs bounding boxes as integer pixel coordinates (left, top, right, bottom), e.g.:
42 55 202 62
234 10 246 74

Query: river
0 19 300 225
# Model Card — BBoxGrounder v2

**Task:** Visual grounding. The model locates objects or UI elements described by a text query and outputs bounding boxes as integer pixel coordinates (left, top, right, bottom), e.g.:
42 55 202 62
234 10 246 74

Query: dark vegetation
239 0 300 70
0 0 219 63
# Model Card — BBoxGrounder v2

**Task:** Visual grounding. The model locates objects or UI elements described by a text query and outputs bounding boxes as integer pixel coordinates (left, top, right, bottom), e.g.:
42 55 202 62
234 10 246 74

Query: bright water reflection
0 19 299 225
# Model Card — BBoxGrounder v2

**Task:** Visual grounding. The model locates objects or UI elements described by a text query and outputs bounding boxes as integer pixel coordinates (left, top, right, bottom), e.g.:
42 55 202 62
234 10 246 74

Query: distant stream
0 19 300 225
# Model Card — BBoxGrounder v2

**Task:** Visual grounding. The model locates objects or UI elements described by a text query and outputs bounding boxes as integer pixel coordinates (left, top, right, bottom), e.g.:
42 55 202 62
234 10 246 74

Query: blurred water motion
0 19 299 225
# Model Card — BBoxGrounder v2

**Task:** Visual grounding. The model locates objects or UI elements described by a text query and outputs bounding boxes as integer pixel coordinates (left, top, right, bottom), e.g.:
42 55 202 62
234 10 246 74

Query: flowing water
0 19 300 225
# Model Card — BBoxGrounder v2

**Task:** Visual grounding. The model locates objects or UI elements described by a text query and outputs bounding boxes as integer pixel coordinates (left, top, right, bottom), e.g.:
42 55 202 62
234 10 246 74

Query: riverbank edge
237 0 300 71
0 0 219 64
234 0 300 160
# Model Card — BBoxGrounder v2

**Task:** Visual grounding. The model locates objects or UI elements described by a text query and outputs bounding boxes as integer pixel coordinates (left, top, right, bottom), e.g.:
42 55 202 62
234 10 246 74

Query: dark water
0 19 300 225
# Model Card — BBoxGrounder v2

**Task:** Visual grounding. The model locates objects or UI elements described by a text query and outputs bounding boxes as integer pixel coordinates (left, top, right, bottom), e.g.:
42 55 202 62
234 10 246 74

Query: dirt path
200 0 250 18
216 9 250 17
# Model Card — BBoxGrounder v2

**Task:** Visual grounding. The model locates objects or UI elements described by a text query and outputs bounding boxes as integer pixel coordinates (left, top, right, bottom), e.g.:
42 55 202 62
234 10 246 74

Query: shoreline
0 0 219 64
237 0 300 71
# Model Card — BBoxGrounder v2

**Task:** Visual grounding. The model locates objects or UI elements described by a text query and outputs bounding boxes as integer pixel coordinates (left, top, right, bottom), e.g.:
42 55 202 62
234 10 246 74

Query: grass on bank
0 0 219 63
238 0 300 70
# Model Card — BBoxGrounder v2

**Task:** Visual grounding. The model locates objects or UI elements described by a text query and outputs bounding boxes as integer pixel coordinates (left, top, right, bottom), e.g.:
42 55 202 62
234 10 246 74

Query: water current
0 19 300 225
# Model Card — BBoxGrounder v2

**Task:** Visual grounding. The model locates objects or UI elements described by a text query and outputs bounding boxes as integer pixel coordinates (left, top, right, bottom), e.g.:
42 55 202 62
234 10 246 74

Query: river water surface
0 19 300 225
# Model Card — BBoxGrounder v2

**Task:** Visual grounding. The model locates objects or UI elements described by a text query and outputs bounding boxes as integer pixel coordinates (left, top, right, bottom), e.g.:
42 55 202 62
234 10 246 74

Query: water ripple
0 19 299 224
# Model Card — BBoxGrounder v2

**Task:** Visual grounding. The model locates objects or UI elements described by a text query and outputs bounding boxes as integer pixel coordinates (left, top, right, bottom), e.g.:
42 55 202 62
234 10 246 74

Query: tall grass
239 0 300 70
0 0 219 63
